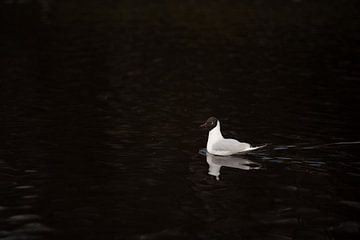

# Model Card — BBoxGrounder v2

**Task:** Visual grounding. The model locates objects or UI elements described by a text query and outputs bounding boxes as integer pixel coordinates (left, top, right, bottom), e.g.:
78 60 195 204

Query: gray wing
212 139 251 153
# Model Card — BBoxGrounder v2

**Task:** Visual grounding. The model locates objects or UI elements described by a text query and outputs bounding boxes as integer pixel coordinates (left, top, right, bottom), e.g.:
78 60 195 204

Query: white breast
206 121 224 154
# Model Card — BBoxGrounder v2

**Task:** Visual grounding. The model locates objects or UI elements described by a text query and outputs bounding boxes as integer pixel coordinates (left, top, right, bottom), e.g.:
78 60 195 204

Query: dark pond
0 0 359 239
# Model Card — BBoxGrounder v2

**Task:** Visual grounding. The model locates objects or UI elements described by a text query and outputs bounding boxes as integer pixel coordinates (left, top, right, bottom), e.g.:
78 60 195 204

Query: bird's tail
244 144 269 152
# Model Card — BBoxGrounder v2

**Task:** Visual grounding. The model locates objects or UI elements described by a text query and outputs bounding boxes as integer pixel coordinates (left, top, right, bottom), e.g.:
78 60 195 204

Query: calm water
1 0 359 239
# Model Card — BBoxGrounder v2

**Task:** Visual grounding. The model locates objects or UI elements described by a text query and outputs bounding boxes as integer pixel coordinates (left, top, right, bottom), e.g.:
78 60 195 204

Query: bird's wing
212 139 251 153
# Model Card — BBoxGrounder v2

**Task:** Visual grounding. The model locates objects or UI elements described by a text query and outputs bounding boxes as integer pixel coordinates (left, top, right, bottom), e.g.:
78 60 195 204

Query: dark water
1 0 360 239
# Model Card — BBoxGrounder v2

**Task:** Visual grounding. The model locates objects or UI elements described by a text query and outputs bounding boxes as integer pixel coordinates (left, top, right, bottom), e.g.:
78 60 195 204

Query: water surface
0 0 359 239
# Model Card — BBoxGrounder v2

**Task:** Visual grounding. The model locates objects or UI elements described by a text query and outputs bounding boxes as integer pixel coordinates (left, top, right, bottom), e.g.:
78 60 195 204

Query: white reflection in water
206 153 261 180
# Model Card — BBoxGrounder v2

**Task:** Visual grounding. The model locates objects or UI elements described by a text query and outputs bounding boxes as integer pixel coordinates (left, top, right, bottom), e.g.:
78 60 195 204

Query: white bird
200 116 266 156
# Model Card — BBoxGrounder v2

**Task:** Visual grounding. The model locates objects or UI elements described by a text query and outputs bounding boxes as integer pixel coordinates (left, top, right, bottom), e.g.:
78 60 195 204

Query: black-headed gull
200 116 265 156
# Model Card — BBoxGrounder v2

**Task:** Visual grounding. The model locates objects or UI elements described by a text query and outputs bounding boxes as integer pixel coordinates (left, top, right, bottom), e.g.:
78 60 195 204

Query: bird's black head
200 116 218 131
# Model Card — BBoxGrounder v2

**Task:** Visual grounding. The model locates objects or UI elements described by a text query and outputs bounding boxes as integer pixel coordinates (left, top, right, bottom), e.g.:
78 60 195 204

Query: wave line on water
303 141 360 149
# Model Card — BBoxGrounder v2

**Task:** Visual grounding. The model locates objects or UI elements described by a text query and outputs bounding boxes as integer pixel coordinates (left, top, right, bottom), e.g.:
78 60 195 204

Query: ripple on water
339 200 360 210
294 228 328 240
0 206 8 211
22 195 39 200
7 214 41 223
273 145 297 151
330 221 360 235
14 185 35 190
13 223 53 234
0 220 52 240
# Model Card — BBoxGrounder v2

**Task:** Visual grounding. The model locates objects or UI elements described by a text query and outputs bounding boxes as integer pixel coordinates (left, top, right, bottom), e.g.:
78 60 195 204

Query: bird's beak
199 122 207 128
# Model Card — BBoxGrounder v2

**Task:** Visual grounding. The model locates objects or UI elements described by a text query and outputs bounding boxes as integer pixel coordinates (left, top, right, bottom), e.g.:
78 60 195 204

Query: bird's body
201 117 265 156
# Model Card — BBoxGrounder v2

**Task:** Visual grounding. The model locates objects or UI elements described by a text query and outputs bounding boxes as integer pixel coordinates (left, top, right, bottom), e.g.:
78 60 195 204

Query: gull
200 116 266 156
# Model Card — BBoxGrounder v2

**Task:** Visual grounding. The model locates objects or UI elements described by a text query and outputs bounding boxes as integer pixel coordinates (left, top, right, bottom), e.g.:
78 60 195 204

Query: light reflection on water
199 149 261 180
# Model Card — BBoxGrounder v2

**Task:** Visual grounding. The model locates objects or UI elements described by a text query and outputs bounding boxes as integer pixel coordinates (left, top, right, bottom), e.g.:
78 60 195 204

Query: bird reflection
206 153 261 180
